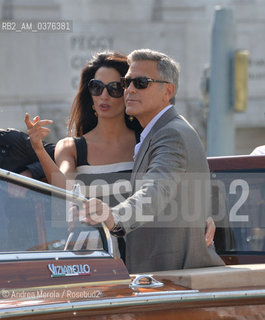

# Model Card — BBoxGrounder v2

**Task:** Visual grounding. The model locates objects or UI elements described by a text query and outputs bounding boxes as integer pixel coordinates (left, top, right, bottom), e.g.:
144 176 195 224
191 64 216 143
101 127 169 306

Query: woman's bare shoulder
55 137 76 152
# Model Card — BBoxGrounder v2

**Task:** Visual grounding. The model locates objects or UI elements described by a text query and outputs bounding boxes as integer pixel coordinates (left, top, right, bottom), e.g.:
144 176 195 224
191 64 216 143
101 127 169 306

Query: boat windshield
0 170 110 256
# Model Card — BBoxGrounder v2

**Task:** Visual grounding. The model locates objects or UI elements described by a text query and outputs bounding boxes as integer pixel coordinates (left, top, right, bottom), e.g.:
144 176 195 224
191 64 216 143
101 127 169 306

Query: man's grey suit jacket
113 107 224 273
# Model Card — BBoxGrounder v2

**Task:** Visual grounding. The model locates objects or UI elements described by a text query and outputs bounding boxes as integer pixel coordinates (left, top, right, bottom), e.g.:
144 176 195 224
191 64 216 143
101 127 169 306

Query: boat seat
152 264 265 289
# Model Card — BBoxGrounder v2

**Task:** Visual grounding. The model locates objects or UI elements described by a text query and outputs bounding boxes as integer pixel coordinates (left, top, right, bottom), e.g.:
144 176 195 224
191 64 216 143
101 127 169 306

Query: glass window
0 177 106 254
212 171 265 254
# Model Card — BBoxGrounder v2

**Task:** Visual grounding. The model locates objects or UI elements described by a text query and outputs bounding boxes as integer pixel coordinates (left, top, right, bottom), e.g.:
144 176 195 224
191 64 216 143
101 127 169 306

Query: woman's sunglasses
120 77 169 89
88 79 124 98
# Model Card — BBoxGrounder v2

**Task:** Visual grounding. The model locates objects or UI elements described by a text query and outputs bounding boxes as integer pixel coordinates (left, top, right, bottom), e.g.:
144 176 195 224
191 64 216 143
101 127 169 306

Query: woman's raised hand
25 113 53 152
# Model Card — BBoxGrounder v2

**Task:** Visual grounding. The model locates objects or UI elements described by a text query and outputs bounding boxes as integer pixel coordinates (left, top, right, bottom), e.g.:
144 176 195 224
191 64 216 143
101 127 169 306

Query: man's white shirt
133 105 173 160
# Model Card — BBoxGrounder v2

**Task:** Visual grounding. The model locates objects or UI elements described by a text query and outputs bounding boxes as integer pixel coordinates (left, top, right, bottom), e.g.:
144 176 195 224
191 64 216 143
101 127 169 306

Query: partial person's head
0 129 37 173
68 51 141 136
122 49 179 127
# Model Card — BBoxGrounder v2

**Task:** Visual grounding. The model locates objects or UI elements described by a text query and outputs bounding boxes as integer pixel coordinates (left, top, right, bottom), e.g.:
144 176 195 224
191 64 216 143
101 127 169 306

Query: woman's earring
92 105 98 117
129 116 134 122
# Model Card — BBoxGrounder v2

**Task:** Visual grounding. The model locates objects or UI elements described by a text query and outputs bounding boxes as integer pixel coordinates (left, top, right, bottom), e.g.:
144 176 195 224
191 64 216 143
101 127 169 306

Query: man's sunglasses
120 77 170 89
88 79 124 98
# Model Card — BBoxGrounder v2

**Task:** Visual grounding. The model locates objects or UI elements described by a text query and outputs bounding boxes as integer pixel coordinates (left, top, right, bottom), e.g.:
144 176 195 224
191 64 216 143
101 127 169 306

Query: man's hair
127 49 180 104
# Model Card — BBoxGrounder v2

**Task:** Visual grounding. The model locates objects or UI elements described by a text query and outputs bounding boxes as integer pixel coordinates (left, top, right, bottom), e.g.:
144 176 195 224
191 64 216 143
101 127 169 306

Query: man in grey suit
83 49 224 273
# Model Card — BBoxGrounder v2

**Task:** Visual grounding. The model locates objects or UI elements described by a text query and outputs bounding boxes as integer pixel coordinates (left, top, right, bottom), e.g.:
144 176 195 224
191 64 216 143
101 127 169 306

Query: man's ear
163 83 175 103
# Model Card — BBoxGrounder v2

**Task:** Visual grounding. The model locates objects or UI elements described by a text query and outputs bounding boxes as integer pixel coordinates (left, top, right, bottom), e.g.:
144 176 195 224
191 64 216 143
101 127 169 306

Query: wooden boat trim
0 258 130 289
5 278 131 293
1 288 265 318
208 155 265 171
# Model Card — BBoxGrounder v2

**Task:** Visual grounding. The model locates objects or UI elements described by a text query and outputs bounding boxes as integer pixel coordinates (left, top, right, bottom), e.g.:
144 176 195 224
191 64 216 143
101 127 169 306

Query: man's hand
205 217 216 247
80 198 115 230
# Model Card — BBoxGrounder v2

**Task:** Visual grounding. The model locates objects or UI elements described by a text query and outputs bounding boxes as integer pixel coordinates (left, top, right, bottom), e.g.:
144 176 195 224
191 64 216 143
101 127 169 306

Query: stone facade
0 0 264 154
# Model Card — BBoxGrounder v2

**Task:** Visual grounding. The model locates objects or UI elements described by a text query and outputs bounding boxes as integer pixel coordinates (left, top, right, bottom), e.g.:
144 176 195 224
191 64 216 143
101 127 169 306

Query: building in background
0 0 264 155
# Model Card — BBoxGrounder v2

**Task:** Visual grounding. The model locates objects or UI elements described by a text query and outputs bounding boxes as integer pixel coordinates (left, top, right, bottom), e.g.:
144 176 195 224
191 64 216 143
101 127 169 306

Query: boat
0 154 264 319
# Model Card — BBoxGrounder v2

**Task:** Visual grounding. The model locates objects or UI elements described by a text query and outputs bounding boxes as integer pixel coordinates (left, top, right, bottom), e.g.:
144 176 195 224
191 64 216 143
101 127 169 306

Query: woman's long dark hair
68 51 142 137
